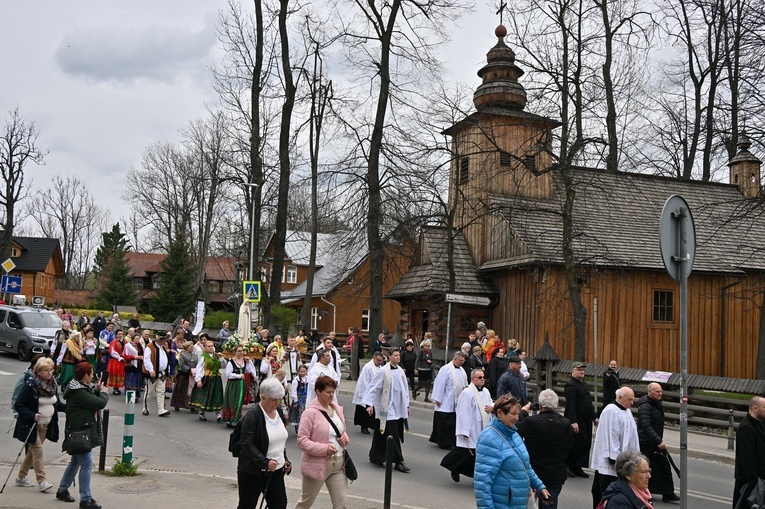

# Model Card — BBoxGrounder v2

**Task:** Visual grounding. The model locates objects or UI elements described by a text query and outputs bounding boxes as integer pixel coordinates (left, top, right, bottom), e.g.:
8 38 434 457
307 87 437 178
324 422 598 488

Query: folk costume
123 341 143 398
57 336 83 388
362 362 410 467
353 359 382 432
284 346 302 383
142 340 169 416
441 382 492 479
289 374 308 431
190 352 226 420
429 360 468 449
221 358 257 425
83 337 98 375
170 350 197 411
106 339 126 391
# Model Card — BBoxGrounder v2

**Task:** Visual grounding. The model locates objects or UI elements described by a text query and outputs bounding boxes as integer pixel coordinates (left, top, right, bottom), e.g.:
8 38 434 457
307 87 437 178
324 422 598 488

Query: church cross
496 1 508 25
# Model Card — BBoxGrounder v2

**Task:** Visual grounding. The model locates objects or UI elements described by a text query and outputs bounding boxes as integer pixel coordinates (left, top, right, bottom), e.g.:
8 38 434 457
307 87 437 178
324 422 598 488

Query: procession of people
10 311 695 509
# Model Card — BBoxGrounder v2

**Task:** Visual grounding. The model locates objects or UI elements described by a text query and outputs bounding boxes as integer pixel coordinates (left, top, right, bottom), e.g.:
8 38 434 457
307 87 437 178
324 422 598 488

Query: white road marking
0 370 15 375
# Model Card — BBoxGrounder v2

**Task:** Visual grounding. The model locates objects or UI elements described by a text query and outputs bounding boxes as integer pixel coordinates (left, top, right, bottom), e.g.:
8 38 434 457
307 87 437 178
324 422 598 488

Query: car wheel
17 341 31 361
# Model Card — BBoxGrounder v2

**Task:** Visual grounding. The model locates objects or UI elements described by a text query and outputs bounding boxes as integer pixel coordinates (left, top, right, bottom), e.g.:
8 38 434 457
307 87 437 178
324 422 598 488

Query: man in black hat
496 355 527 405
142 332 171 417
564 361 596 478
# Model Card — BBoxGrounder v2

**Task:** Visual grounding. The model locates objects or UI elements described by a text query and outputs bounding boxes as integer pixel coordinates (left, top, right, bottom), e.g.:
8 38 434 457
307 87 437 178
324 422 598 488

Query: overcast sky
1 1 501 235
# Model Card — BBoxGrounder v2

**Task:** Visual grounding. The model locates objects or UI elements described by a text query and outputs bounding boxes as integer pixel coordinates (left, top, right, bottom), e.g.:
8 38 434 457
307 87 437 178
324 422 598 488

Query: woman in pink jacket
294 375 351 509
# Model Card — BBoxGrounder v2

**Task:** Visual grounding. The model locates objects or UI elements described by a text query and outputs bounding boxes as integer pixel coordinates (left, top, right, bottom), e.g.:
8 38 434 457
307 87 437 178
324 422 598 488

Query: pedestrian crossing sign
243 281 261 302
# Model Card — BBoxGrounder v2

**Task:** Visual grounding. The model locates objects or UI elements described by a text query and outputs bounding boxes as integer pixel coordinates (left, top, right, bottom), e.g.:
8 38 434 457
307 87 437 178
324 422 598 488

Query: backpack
228 418 243 457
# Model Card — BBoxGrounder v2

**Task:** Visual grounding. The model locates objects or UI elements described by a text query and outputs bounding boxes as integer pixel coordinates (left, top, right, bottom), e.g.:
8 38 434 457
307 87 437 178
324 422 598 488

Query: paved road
0 354 736 507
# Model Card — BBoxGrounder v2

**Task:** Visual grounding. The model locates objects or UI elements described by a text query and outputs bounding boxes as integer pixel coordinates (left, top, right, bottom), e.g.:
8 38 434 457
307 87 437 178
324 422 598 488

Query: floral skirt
107 359 125 388
189 376 224 412
221 378 246 424
125 370 143 394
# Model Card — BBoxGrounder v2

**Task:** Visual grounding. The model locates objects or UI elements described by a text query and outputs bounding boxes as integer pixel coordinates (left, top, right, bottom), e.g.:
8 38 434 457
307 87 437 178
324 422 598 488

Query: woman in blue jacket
474 395 550 509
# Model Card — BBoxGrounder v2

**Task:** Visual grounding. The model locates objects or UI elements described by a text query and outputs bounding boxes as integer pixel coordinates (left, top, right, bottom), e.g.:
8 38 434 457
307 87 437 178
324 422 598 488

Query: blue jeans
538 483 563 509
58 451 93 501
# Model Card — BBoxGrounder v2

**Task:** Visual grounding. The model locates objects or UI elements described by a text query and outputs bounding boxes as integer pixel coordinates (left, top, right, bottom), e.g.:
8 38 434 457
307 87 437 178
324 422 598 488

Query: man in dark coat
637 383 679 503
518 388 572 509
599 359 620 415
564 361 596 478
496 355 527 405
734 396 765 508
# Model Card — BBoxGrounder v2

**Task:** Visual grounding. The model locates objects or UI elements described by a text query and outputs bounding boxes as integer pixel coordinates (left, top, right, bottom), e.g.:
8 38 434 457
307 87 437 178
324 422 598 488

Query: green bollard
123 390 135 464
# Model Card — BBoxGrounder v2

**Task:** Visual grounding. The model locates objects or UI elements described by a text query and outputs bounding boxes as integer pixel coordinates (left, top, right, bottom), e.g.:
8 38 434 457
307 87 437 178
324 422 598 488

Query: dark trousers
237 468 287 509
591 471 617 509
369 418 405 465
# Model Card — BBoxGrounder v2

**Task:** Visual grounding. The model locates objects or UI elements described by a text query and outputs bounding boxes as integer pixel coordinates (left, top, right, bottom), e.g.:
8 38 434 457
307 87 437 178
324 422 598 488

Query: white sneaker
15 477 34 487
39 480 53 492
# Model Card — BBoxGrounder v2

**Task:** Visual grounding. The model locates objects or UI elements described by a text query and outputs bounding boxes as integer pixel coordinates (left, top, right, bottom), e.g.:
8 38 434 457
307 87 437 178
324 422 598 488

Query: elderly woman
295 375 350 509
474 395 550 509
58 331 83 388
219 320 231 342
237 377 292 509
13 357 63 492
414 339 433 402
56 361 109 508
171 341 197 412
599 451 654 508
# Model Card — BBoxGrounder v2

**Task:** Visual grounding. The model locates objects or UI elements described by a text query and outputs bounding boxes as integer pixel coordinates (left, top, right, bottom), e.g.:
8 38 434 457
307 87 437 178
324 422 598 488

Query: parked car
0 305 62 360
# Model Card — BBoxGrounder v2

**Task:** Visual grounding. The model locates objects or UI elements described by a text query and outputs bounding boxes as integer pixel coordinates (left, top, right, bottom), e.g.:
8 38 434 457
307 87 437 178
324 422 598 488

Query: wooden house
387 25 765 378
7 236 64 304
264 230 414 337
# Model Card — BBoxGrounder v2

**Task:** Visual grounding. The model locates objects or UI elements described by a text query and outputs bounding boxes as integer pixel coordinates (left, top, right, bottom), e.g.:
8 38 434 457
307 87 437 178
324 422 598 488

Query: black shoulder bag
318 410 357 482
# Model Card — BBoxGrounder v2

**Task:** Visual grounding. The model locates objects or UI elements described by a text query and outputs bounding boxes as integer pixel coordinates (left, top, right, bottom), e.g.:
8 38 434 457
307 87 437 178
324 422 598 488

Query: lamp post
243 182 260 281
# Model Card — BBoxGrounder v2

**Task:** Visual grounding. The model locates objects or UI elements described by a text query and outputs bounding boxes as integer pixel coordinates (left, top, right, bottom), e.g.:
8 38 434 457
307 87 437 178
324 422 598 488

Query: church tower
443 25 560 266
728 131 762 198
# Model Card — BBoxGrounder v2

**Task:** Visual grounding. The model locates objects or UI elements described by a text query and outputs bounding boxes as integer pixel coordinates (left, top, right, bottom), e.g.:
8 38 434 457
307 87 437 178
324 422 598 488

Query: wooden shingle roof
11 237 63 274
386 227 498 300
483 168 765 274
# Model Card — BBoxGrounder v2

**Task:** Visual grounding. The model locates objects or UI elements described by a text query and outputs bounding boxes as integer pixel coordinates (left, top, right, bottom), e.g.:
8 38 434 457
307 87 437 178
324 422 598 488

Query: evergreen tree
150 227 196 322
94 224 137 308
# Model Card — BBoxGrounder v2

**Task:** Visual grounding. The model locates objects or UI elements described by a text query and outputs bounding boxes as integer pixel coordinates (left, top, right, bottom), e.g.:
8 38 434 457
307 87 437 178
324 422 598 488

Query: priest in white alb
352 351 384 434
362 347 411 473
440 367 493 482
306 348 339 406
429 351 469 449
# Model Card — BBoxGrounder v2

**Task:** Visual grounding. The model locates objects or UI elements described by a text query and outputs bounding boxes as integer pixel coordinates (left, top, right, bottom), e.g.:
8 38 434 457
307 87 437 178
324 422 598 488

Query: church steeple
729 131 762 198
473 25 527 111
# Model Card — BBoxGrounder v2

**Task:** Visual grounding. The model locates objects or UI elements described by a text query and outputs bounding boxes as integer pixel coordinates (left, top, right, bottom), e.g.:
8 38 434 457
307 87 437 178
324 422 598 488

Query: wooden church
387 25 765 379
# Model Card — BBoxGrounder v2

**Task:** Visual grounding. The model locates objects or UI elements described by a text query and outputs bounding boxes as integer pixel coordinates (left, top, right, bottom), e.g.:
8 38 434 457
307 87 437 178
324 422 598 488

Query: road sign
243 281 261 302
1 275 22 293
445 293 491 306
1 258 15 273
659 195 696 281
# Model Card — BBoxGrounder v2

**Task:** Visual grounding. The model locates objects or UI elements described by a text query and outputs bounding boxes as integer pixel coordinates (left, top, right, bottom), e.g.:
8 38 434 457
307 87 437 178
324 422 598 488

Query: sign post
659 195 696 509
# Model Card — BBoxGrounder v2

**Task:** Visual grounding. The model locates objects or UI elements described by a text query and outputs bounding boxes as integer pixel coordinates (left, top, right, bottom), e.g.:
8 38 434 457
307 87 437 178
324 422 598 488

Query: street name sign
1 275 22 293
445 293 491 306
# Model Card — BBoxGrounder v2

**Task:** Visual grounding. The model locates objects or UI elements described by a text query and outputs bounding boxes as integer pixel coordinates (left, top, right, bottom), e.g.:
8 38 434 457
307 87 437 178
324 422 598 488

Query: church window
458 157 469 185
499 151 512 166
652 290 674 323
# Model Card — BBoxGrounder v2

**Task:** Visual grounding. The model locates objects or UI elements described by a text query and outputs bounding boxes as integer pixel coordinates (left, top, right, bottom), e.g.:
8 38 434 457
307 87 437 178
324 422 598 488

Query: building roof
126 252 239 281
281 230 368 299
386 227 498 300
11 237 64 274
483 167 765 274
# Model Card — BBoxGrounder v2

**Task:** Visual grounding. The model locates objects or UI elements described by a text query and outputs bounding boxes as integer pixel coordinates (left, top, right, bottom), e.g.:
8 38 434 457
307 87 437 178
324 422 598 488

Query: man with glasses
564 361 596 479
441 368 493 482
430 351 469 449
590 386 639 508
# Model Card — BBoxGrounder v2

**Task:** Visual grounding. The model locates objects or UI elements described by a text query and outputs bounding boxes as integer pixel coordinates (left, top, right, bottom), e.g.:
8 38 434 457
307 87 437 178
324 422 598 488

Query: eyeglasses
637 469 652 474
473 376 485 379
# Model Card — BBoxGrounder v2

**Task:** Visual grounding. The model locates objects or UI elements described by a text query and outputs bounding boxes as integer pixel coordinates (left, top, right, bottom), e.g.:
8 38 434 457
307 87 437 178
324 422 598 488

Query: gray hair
470 368 485 379
453 351 467 360
259 377 286 400
537 389 559 410
615 450 648 478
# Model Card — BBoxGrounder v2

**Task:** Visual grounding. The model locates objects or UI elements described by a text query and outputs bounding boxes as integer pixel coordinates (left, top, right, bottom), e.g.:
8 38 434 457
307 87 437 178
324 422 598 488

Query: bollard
123 390 136 464
383 435 394 509
98 409 110 472
728 409 735 451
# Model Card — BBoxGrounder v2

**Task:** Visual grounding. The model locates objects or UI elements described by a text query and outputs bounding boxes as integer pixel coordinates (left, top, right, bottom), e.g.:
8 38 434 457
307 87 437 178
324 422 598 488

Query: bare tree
26 175 108 289
0 108 46 260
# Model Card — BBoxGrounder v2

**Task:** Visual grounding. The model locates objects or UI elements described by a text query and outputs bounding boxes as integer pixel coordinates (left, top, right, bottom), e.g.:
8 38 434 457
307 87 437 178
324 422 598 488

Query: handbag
319 410 358 482
66 428 92 455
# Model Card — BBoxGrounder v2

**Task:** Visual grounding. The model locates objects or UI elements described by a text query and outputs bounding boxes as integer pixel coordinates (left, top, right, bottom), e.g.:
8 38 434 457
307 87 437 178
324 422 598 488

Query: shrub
205 310 236 330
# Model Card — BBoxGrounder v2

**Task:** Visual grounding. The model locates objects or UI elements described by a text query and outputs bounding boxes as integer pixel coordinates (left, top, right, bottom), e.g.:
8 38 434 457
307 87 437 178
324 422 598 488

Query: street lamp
243 182 260 281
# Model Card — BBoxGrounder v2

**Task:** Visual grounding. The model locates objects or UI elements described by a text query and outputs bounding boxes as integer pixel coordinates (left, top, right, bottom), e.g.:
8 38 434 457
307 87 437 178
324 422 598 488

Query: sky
0 1 503 234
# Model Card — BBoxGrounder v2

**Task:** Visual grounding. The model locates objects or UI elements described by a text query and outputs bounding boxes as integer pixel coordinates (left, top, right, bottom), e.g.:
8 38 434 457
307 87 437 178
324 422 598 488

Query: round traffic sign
659 195 696 281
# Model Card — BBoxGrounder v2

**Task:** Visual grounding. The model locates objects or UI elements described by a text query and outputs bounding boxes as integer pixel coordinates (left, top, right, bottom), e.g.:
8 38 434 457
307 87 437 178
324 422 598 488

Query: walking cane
0 424 36 493
257 472 273 509
664 450 681 477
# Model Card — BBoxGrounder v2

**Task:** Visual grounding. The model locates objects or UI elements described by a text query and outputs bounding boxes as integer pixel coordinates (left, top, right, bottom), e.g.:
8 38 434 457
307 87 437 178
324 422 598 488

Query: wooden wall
491 266 765 379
